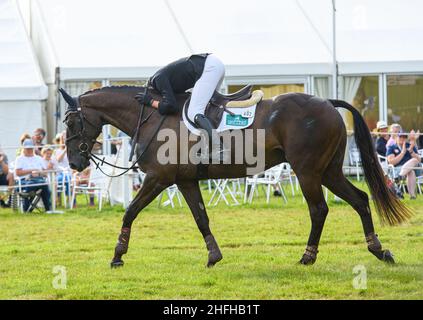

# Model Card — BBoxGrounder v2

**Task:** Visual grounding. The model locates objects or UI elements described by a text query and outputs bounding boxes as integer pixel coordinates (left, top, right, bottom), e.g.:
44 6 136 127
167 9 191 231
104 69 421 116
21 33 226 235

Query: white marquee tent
29 0 423 78
0 0 47 161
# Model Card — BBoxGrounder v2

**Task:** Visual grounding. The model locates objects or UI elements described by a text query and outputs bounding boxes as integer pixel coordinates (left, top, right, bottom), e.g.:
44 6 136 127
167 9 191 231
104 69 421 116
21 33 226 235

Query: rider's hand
134 92 152 106
151 100 159 109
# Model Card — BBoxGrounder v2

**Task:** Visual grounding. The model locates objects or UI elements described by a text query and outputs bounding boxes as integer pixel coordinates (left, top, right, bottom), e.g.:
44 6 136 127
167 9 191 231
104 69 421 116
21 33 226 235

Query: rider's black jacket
149 53 209 115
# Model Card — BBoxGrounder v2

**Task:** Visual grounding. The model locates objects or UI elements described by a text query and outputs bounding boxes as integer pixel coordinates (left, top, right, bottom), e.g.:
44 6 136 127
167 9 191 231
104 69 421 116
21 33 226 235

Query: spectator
53 132 72 203
41 146 59 171
0 147 14 207
375 120 389 157
42 146 70 207
53 132 61 146
15 139 51 212
387 131 421 200
54 131 70 169
16 133 31 156
386 123 402 148
20 133 31 145
32 128 46 156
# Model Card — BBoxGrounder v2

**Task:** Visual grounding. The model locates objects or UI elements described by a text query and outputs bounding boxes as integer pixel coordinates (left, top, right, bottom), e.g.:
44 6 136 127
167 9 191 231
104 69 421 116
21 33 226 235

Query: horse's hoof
382 250 395 264
368 247 395 264
206 251 223 268
299 255 316 265
110 260 124 268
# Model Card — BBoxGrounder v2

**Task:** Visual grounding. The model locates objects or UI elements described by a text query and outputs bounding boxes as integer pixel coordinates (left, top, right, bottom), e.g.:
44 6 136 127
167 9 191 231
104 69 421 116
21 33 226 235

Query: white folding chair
70 165 107 211
208 179 240 206
349 148 361 181
158 184 183 208
244 165 287 204
280 162 296 196
55 168 72 208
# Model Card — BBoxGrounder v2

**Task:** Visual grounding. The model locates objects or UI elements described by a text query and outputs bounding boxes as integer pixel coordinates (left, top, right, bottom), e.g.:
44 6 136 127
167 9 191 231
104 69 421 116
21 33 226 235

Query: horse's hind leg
177 181 222 267
111 174 169 268
296 174 329 265
322 165 395 263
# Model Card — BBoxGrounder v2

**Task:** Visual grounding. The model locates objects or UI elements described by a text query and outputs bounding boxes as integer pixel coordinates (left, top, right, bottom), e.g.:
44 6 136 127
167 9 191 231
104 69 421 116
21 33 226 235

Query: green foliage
0 182 422 299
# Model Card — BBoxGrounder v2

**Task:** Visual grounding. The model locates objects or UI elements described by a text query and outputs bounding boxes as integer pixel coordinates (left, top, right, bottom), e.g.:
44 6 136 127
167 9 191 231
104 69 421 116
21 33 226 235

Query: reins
64 92 166 178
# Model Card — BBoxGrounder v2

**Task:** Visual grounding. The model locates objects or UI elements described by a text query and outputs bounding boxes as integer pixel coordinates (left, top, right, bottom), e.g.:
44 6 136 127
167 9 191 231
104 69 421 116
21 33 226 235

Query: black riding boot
194 114 222 160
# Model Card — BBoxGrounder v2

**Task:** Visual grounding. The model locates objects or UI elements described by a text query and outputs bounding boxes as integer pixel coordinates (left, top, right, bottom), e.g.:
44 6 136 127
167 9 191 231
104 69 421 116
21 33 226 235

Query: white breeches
187 54 225 122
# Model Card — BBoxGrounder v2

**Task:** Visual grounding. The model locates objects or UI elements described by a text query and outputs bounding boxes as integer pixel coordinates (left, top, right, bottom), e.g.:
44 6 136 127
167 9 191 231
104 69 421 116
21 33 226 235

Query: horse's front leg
177 181 223 267
111 174 169 268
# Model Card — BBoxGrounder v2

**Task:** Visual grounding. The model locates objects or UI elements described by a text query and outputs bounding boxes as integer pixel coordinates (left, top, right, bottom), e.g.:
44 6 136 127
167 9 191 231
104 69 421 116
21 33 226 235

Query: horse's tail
329 99 413 226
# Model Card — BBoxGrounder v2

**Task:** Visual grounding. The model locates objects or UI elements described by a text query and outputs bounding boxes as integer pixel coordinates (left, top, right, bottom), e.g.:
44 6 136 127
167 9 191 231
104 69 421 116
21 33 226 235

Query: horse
59 86 411 268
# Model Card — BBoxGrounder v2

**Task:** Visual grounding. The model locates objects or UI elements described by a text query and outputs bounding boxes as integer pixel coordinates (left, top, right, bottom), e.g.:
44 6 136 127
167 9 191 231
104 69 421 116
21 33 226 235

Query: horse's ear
59 88 77 107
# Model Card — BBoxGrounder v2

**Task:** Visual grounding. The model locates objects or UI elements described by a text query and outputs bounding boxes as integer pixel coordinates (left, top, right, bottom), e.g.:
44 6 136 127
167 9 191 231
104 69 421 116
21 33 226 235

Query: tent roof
33 0 423 80
0 0 47 100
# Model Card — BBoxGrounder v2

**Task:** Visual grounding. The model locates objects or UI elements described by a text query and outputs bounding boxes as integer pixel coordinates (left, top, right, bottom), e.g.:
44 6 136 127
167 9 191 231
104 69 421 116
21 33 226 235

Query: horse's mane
80 85 189 100
81 85 144 96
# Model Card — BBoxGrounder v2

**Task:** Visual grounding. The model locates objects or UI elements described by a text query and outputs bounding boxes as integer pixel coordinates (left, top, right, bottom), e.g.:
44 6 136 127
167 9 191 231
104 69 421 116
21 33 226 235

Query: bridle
64 103 100 158
63 94 166 178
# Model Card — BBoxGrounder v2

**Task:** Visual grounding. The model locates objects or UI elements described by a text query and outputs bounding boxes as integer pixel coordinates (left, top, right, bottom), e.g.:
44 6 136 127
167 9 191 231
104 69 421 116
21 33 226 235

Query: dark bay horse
59 86 411 268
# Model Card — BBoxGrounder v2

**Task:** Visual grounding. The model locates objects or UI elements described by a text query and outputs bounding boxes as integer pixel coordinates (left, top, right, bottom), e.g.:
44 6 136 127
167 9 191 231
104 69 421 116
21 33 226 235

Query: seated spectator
387 131 421 200
375 120 389 157
15 139 51 212
0 148 14 207
386 123 402 148
53 133 72 203
54 131 70 169
53 133 61 146
42 146 70 207
16 133 31 156
32 128 46 156
41 146 59 171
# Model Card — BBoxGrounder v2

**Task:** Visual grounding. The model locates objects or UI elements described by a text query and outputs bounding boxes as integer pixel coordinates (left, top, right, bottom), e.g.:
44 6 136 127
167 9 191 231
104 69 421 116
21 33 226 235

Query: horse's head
59 88 101 172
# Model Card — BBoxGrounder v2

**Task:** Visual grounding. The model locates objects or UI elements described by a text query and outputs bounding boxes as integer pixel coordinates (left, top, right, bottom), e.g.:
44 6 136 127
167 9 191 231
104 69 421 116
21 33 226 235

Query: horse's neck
88 93 140 137
102 108 138 137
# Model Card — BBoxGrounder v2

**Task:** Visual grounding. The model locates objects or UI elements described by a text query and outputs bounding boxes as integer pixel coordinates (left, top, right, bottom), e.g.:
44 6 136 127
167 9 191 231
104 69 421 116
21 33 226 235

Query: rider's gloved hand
134 92 153 106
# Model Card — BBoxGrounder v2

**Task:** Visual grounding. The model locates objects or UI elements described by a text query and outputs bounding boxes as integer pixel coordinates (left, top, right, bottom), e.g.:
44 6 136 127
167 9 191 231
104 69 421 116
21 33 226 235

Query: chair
244 165 287 204
70 165 108 211
279 162 296 197
348 148 361 181
158 184 183 208
14 176 50 213
55 168 72 208
377 154 395 180
209 179 240 206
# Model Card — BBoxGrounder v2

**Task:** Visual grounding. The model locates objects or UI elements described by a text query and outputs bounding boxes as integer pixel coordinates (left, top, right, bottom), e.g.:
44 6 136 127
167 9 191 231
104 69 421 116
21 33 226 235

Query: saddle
142 84 262 131
185 84 255 128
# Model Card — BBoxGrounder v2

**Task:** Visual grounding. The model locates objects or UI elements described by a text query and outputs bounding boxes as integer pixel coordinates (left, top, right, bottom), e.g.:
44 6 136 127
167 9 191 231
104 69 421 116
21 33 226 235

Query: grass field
0 180 422 300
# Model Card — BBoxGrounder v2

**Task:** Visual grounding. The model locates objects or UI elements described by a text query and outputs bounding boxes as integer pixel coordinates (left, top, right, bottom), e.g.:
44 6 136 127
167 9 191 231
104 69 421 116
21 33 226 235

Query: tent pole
332 0 338 99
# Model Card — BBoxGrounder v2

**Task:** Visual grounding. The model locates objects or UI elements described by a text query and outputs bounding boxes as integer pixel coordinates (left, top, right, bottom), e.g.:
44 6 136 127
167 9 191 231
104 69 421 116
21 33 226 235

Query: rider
135 53 225 158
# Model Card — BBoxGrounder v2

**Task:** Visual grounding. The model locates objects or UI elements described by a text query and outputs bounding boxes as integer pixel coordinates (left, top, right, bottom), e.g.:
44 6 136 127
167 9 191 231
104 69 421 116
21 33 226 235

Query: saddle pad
182 104 257 136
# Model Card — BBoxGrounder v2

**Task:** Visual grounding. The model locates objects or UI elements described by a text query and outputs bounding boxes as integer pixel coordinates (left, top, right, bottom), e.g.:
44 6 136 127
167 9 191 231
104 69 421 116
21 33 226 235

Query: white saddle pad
182 104 257 136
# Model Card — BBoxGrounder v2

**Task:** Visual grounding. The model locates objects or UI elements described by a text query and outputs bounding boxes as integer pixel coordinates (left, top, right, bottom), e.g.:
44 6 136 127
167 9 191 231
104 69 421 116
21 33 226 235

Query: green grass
0 180 422 300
